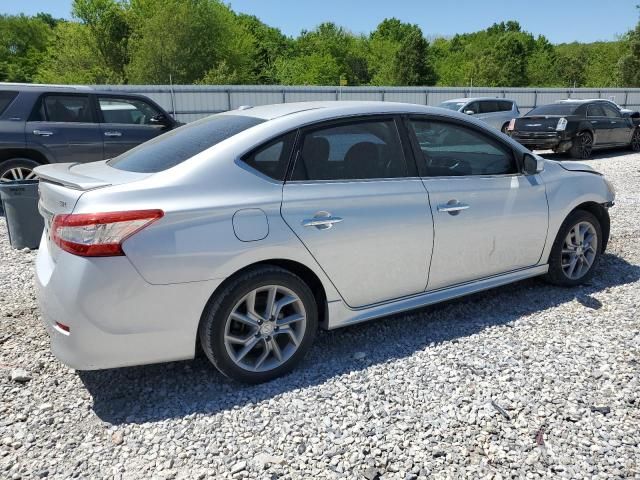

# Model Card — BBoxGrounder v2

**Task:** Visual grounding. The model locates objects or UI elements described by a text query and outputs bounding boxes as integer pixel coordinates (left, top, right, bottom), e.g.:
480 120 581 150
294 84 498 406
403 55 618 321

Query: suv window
587 104 606 117
0 91 18 115
109 114 264 173
409 119 517 177
99 96 161 125
241 132 296 181
602 104 621 118
478 101 499 114
291 119 407 181
41 95 94 123
497 100 513 112
465 102 479 114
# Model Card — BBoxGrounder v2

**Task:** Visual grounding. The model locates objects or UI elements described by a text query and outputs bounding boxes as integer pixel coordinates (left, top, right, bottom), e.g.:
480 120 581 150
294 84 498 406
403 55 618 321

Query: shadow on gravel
80 253 640 425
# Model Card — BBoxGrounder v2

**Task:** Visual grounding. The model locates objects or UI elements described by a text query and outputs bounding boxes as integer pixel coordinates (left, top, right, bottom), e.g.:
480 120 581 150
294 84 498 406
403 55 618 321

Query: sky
1 0 637 44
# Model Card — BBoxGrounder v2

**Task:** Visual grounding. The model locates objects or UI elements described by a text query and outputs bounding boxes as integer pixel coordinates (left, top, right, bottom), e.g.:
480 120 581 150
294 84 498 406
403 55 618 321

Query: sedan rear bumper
511 132 572 152
35 234 222 370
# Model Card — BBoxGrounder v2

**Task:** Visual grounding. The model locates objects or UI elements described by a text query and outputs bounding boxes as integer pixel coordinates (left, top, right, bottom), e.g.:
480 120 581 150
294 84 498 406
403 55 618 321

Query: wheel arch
570 201 610 253
199 259 329 332
0 148 50 165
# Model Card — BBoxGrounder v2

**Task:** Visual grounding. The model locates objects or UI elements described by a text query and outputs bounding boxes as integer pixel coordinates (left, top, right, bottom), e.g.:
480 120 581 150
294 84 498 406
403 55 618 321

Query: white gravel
1 150 640 479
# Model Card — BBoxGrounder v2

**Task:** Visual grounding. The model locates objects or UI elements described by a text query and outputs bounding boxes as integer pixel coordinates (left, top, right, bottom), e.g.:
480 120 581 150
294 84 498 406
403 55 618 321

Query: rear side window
241 131 296 181
43 95 94 123
109 114 265 173
291 119 407 181
410 119 517 176
0 91 18 115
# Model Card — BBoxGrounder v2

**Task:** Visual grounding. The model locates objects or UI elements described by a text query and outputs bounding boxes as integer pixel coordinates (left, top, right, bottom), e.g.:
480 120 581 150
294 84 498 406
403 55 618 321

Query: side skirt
326 265 549 329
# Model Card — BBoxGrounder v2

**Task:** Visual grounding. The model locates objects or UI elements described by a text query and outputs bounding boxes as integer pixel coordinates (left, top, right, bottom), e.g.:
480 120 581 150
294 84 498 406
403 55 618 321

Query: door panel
587 104 611 145
602 104 633 144
423 175 548 290
282 180 433 307
25 94 103 164
97 96 167 159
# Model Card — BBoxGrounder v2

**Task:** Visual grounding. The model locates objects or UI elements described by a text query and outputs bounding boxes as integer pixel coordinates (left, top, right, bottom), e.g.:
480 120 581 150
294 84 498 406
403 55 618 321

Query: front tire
0 158 40 182
569 132 593 159
198 266 318 384
544 210 602 286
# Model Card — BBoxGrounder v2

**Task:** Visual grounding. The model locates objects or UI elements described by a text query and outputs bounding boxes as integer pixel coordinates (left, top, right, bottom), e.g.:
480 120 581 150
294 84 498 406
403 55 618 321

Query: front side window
42 95 93 123
241 132 296 181
498 101 514 112
409 119 517 177
478 101 499 114
109 114 264 173
291 119 407 181
602 104 621 118
99 96 161 125
438 102 466 111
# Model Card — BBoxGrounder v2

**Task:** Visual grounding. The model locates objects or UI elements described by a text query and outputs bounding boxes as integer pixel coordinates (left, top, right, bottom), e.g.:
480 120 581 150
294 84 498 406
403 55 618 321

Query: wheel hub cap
259 322 275 336
561 221 597 280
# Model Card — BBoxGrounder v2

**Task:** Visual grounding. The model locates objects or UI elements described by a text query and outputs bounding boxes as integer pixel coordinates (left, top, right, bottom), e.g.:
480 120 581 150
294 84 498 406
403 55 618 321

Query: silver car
438 97 520 132
35 101 614 383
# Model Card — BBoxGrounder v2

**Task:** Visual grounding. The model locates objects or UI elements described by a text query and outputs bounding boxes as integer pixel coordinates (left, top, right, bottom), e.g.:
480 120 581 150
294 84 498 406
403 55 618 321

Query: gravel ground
1 150 639 480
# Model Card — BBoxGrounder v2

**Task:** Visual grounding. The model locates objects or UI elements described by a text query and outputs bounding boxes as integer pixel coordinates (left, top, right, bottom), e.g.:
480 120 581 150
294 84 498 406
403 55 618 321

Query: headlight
556 117 568 131
604 178 616 197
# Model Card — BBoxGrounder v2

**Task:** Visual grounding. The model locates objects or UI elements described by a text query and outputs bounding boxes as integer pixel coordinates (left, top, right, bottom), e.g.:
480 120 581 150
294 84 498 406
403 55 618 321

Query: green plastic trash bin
0 180 44 250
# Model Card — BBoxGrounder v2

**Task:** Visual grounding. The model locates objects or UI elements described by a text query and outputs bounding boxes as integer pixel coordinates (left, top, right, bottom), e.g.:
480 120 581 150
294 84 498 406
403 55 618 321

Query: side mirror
150 113 172 127
464 110 475 115
523 153 544 175
622 111 631 118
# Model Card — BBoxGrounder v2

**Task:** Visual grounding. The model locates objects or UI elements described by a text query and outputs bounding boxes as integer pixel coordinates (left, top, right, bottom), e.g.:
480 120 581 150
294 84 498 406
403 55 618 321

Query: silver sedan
35 101 615 383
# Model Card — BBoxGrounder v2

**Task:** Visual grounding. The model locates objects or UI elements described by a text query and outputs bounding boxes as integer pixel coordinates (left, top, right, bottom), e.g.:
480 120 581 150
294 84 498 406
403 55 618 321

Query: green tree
126 0 254 84
619 21 640 87
274 53 341 85
72 0 130 82
0 14 52 82
35 21 120 84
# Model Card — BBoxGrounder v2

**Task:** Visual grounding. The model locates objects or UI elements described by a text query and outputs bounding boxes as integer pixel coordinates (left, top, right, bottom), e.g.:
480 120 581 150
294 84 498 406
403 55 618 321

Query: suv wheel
198 266 318 384
544 210 602 286
0 158 40 182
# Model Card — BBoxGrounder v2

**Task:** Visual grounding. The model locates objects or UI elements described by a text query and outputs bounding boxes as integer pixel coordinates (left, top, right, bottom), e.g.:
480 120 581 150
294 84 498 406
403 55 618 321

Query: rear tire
0 158 40 182
569 132 593 159
630 128 640 152
198 266 318 384
544 210 602 286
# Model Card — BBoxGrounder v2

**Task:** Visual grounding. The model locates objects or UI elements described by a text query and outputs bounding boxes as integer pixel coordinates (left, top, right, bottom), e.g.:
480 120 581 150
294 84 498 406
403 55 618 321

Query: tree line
1 0 639 87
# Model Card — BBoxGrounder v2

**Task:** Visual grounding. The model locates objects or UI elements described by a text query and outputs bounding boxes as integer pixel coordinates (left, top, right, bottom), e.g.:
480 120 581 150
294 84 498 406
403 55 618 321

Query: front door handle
104 131 122 137
437 200 470 215
302 212 343 230
33 130 54 137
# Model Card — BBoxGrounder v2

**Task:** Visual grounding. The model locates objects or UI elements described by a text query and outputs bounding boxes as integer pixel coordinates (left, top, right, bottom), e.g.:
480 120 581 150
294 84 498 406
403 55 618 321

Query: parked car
509 99 640 159
0 84 178 182
35 101 614 383
437 97 520 132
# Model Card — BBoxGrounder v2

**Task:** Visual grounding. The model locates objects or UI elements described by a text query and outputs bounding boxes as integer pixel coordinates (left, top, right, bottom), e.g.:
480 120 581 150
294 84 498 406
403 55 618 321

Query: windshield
438 102 466 111
527 104 580 116
108 114 265 173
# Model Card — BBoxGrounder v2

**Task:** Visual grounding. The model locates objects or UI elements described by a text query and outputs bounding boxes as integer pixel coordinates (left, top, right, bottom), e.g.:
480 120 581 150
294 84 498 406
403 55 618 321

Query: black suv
0 85 179 181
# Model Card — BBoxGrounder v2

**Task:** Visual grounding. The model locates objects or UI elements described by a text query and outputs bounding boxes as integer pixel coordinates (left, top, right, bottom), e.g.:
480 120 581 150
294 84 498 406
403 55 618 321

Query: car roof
441 97 512 104
555 99 613 105
221 101 444 120
0 82 144 97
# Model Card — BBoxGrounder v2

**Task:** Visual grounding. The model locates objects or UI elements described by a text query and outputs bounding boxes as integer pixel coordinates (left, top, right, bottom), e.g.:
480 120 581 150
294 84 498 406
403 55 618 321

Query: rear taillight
51 210 163 257
507 118 516 131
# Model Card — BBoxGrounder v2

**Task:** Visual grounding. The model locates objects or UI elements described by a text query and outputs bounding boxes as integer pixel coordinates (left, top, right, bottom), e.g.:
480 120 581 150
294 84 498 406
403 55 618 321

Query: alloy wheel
632 130 640 151
561 221 598 280
223 285 307 372
579 133 593 159
0 166 37 182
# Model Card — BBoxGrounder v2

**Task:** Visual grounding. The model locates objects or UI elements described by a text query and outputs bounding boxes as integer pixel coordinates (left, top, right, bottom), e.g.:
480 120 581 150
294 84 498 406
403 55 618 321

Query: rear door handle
302 212 343 230
438 201 470 215
104 131 122 137
33 130 54 137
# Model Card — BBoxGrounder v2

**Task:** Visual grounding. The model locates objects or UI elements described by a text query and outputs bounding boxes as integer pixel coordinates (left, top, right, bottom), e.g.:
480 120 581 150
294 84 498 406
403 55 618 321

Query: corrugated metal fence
92 85 640 123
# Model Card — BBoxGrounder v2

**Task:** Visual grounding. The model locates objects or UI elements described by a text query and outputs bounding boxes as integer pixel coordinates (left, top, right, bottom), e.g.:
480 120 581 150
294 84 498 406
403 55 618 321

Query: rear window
108 114 265 173
0 91 18 115
527 104 580 116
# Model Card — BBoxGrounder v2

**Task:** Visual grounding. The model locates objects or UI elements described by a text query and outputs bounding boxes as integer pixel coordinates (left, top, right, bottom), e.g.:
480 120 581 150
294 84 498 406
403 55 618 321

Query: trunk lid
35 161 153 258
513 115 566 132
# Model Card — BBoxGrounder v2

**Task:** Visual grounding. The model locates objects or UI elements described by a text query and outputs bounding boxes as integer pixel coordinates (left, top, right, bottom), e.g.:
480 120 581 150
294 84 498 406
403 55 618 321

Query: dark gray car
0 84 178 181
